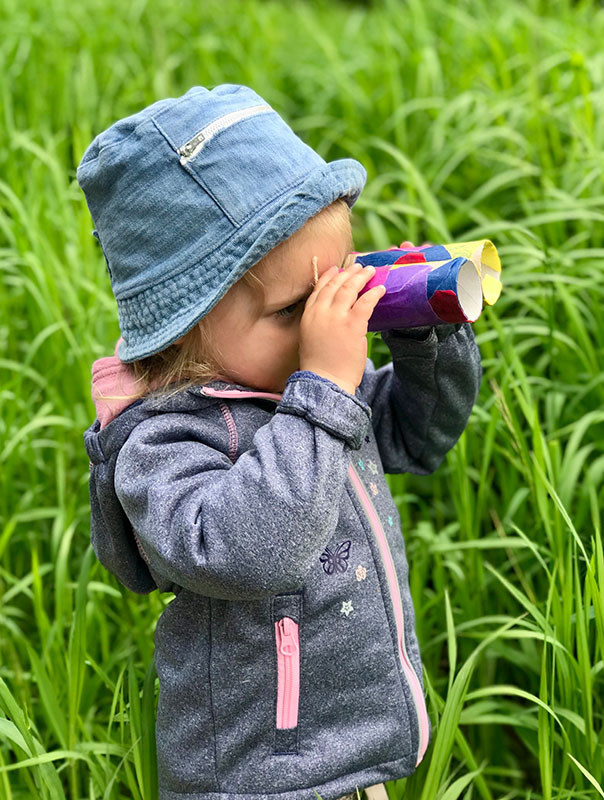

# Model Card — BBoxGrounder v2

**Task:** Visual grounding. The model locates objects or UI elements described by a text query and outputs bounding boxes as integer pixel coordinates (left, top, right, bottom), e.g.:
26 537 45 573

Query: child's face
204 210 353 393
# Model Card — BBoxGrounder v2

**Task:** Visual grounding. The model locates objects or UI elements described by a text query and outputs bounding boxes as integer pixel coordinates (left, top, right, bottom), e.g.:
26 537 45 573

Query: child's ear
173 335 185 347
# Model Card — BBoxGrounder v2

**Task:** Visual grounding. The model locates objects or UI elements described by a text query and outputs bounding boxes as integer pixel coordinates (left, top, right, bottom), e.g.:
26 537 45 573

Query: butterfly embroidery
320 540 351 575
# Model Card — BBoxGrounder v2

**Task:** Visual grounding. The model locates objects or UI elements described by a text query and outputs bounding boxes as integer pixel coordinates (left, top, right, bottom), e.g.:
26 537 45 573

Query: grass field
1 0 603 797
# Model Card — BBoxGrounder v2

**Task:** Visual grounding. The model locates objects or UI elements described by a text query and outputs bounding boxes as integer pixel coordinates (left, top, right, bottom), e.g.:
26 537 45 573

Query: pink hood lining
91 340 145 429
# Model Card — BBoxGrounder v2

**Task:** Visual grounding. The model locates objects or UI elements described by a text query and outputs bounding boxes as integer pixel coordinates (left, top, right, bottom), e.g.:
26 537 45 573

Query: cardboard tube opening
457 261 483 322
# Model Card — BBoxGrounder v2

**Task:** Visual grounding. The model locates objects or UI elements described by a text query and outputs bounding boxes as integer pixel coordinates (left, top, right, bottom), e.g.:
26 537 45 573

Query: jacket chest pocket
272 593 302 755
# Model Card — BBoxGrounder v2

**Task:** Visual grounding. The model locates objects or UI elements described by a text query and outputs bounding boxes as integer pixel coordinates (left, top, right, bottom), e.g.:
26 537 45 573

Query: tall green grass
1 0 603 797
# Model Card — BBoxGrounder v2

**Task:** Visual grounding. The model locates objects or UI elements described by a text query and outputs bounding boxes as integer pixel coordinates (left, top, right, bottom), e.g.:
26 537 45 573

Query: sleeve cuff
382 323 466 355
276 371 371 450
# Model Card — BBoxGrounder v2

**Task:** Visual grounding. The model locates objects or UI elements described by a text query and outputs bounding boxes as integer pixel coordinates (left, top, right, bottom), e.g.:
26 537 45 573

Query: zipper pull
277 617 298 656
177 132 206 164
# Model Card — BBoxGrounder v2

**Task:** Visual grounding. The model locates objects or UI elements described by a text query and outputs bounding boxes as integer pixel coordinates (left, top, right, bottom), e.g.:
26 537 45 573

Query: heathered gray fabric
83 323 482 800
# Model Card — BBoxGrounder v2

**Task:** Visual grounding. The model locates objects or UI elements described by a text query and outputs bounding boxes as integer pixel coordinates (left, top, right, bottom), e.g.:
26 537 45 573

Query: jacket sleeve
357 322 482 475
114 372 372 600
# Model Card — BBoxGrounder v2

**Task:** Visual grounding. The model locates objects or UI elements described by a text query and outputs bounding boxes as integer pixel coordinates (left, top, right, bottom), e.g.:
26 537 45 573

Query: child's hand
299 263 386 395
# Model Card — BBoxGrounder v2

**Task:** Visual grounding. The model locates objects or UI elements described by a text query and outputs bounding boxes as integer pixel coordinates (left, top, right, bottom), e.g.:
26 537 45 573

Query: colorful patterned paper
355 240 502 331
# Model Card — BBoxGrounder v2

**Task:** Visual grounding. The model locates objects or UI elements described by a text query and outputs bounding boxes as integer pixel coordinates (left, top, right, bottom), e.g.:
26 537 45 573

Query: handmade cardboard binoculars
355 240 502 330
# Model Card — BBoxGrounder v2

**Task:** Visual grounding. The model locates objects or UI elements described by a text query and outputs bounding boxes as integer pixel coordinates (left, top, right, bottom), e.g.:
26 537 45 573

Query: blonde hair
129 199 351 399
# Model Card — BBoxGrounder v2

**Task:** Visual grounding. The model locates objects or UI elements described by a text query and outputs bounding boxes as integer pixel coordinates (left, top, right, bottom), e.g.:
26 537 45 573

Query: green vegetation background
1 0 603 797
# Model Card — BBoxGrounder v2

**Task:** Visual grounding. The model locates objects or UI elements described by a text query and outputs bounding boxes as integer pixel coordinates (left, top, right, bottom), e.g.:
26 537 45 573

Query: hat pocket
177 110 322 227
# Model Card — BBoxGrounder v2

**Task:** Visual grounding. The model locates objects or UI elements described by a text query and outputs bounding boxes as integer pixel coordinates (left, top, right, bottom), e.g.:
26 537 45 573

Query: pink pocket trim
275 617 300 729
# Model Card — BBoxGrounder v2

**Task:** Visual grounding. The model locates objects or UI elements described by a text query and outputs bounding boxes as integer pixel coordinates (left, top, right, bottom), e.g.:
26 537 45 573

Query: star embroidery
355 564 367 581
340 600 354 617
388 516 394 527
369 481 379 496
357 458 365 471
367 459 378 475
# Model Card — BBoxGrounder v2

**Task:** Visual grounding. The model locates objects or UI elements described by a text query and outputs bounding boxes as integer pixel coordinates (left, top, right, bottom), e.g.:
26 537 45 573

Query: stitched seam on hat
179 161 240 228
234 162 335 229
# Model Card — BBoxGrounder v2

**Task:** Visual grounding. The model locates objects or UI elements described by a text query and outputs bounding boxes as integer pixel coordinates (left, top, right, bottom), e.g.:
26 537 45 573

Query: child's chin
248 377 287 394
267 373 295 394
254 368 297 394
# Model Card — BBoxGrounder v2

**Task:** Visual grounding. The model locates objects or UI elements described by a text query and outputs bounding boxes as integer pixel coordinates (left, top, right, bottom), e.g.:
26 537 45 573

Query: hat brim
117 157 366 362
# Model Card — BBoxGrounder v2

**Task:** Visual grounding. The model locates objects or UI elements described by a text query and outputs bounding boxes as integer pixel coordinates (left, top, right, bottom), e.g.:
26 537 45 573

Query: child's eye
276 302 301 319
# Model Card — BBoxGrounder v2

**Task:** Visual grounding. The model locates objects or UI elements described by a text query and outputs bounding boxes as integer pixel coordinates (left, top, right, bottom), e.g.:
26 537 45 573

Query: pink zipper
348 464 430 766
274 617 300 729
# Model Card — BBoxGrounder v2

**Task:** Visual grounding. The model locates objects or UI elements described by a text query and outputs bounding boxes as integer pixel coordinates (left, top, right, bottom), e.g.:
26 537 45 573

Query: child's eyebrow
264 284 314 313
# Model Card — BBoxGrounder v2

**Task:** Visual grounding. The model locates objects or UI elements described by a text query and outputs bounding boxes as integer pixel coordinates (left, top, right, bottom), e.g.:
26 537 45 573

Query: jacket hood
85 351 278 594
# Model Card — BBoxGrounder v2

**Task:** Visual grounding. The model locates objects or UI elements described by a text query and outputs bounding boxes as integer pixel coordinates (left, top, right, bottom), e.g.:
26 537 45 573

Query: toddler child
79 84 482 800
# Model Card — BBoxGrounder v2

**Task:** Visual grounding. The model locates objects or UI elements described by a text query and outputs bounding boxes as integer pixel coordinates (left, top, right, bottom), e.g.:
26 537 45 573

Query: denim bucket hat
77 84 367 362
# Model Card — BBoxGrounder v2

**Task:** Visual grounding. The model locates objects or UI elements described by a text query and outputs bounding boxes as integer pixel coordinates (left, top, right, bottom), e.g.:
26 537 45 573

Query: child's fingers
351 284 387 320
304 265 340 309
329 264 380 311
310 263 375 310
305 263 356 309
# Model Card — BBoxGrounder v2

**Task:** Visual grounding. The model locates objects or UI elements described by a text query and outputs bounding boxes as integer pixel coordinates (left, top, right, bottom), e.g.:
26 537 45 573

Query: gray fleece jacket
83 324 482 800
